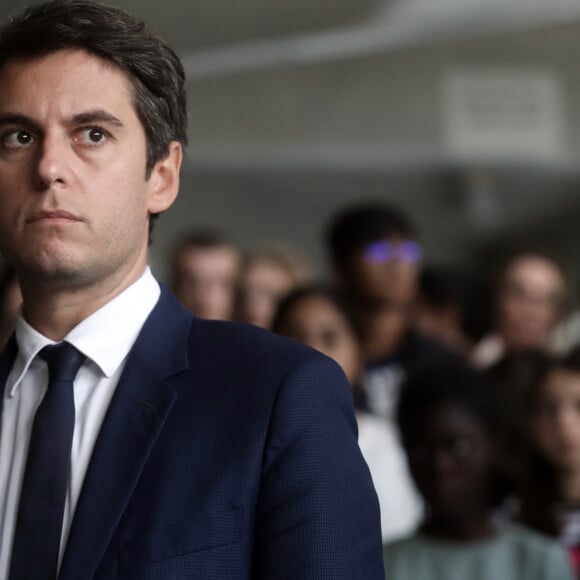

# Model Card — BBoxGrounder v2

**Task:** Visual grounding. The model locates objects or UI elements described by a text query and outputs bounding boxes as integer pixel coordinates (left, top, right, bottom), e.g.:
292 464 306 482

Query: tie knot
40 342 86 383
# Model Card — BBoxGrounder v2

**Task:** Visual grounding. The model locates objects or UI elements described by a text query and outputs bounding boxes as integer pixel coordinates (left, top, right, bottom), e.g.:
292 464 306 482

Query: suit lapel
58 287 193 580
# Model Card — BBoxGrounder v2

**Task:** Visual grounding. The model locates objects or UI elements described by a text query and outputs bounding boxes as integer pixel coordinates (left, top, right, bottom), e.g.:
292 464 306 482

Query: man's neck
19 265 147 341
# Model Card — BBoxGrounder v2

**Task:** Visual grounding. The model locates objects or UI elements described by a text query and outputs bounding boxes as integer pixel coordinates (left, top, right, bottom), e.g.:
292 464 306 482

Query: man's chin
16 259 91 287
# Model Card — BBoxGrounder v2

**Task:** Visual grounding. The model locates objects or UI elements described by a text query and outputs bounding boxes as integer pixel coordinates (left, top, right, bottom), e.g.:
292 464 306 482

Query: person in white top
0 1 384 579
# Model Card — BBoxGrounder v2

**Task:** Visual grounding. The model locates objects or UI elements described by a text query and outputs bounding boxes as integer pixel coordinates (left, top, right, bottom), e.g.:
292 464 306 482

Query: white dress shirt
0 267 160 579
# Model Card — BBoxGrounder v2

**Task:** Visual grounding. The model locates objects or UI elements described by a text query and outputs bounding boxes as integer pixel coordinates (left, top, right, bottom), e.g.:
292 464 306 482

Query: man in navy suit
0 1 383 579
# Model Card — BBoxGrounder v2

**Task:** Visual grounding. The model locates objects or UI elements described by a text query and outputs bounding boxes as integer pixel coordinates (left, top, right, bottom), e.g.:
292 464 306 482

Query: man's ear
147 141 182 214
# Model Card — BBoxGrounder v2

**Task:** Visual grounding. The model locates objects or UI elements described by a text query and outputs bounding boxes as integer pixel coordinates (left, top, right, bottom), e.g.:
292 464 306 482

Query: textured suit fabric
0 285 384 580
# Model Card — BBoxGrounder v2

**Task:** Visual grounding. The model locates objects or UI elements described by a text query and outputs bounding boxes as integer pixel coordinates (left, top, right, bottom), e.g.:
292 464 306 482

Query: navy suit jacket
0 286 384 579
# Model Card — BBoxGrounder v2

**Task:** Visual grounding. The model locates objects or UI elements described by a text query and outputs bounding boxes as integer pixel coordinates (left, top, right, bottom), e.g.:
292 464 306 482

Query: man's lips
26 210 83 224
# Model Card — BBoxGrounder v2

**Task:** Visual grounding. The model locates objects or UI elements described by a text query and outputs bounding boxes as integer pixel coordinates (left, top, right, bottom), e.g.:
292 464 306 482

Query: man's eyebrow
0 110 124 130
0 113 40 131
71 109 124 127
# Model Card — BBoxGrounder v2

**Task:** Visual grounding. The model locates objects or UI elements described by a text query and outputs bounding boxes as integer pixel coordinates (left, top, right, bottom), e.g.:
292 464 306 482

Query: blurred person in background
325 202 456 420
170 229 241 320
235 245 310 329
384 361 573 580
0 264 21 350
416 266 493 356
272 285 423 543
472 252 569 368
487 349 553 495
521 347 580 576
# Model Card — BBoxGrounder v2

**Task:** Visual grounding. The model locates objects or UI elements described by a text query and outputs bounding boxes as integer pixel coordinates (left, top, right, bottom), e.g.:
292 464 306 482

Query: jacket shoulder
189 318 330 377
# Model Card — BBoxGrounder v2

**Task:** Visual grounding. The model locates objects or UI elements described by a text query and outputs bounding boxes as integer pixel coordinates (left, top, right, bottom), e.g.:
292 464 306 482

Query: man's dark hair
325 202 416 267
0 0 188 233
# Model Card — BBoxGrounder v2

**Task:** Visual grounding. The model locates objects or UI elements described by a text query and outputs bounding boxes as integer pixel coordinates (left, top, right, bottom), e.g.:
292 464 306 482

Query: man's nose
34 133 71 189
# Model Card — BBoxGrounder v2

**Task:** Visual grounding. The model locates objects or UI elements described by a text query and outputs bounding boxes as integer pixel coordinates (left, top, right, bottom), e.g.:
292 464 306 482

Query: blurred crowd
2 200 580 578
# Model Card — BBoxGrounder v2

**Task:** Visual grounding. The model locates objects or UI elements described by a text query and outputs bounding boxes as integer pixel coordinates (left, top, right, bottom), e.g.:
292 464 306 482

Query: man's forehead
0 48 131 91
0 49 137 117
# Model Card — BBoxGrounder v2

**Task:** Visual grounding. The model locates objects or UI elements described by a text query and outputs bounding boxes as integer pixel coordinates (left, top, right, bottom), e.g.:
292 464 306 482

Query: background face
531 368 580 471
237 260 295 328
406 403 493 521
344 236 420 307
497 256 565 349
173 246 240 319
275 294 362 385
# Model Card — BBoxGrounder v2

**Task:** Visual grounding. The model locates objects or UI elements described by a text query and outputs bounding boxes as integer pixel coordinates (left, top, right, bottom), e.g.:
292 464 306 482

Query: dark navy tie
9 342 86 580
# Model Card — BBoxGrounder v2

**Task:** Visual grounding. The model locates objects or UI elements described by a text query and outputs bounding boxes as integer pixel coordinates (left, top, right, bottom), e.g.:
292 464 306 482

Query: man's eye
77 127 107 144
2 130 35 147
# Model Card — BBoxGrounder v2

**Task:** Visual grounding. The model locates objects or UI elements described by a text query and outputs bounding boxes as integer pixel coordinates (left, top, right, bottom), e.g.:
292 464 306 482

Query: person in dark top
325 202 457 419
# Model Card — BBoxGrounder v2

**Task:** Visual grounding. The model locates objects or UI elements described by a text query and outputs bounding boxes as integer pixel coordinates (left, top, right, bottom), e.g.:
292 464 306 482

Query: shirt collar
8 267 160 396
